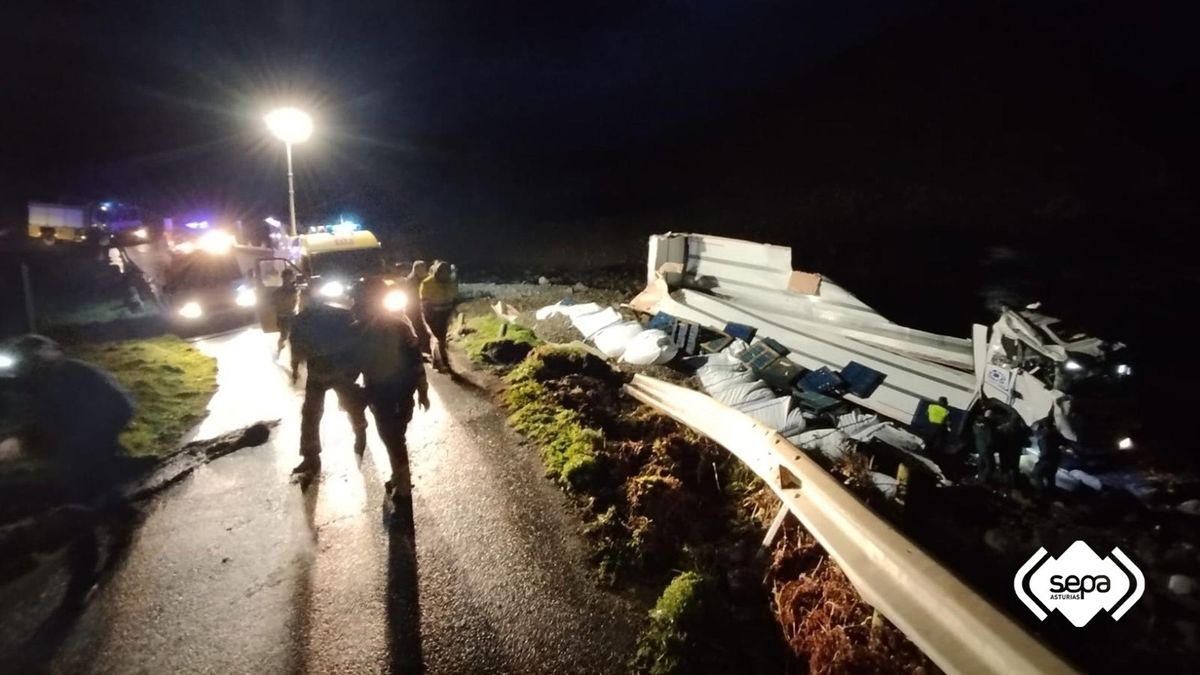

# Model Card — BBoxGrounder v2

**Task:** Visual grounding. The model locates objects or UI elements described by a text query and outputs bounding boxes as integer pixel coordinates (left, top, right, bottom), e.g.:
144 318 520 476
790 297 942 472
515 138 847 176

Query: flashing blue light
184 220 210 230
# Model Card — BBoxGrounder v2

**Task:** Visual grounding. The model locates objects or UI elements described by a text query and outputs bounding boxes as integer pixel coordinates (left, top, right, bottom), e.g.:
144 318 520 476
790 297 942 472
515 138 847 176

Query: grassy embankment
70 336 217 458
455 313 787 673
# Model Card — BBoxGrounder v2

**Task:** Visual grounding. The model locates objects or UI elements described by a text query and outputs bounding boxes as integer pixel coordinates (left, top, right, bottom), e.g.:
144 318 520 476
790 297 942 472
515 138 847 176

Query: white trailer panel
29 202 85 229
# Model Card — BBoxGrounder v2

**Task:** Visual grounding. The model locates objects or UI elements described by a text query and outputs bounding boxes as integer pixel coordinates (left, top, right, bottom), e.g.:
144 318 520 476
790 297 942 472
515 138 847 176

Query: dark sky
1 0 1196 229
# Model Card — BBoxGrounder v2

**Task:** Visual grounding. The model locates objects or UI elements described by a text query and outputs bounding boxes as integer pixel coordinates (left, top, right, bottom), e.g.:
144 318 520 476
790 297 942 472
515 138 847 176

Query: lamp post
264 107 313 237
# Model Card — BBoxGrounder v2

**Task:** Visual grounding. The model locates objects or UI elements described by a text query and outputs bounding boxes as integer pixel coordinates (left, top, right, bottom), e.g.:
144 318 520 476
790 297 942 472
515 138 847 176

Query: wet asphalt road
13 328 641 673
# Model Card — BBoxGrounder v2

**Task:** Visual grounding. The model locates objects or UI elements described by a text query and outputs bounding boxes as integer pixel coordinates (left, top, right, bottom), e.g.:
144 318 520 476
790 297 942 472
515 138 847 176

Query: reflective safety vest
420 277 458 312
927 403 950 425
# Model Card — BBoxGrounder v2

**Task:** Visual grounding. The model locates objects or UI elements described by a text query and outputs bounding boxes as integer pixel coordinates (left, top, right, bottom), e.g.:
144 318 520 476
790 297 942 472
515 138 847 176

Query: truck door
253 258 303 333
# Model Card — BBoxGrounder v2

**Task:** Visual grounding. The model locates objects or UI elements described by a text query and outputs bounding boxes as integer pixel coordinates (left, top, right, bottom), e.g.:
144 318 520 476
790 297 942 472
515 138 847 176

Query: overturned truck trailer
634 233 1132 449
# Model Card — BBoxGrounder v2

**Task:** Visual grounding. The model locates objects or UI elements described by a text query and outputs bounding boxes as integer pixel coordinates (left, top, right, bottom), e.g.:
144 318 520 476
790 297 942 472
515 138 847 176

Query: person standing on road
925 396 952 455
274 269 300 356
404 260 431 357
290 305 369 477
355 280 430 508
972 409 997 483
420 260 459 374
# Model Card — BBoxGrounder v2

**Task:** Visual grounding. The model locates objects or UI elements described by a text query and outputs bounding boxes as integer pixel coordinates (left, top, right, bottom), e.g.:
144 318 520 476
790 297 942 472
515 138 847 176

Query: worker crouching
356 279 430 507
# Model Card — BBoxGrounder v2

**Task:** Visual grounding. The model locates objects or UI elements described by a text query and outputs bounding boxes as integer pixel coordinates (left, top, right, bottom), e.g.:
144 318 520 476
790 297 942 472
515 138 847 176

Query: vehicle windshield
311 248 384 279
1040 318 1090 344
166 254 243 292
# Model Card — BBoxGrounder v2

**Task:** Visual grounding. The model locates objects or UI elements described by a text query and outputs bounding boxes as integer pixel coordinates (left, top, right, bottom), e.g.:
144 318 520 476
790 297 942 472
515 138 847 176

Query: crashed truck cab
639 232 1134 453
982 306 1133 451
251 228 404 332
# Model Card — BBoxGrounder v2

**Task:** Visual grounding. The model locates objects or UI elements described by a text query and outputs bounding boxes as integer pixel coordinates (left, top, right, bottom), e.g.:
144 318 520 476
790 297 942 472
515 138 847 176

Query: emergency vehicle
250 224 405 333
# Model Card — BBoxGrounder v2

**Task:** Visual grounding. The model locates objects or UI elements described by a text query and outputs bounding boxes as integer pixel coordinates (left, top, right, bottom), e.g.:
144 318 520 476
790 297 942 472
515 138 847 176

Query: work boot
291 456 321 476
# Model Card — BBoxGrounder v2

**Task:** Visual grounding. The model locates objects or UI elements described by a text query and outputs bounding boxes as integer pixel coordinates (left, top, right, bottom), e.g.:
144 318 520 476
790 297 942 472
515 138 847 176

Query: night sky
1 0 1196 240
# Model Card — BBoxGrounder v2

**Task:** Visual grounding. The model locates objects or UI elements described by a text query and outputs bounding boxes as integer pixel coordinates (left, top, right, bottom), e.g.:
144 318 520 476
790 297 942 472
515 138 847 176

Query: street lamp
264 107 313 237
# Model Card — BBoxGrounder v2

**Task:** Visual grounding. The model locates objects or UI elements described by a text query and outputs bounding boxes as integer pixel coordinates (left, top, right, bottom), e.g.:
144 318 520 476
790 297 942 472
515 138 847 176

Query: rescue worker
1031 418 1065 495
290 304 369 476
420 260 459 374
972 409 996 483
993 415 1023 489
355 280 430 507
925 396 951 455
3 334 136 603
404 260 431 356
274 268 300 356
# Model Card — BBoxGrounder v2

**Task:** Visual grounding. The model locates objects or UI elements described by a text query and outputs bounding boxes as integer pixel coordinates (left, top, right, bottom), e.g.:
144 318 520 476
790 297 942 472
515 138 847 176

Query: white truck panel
659 291 977 424
29 203 84 229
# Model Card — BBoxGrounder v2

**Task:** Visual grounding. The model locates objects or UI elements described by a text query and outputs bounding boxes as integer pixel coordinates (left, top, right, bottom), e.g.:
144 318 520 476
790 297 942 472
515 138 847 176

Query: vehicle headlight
1115 363 1131 377
197 230 234 254
235 285 256 307
133 227 148 239
319 280 346 298
178 301 203 319
383 289 407 312
1064 359 1084 372
174 241 196 255
1117 437 1134 450
0 352 15 370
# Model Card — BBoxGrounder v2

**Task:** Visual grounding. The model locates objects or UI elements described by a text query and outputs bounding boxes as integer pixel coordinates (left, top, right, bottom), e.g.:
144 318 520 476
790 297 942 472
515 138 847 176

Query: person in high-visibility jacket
925 396 951 454
420 260 459 374
404 260 431 356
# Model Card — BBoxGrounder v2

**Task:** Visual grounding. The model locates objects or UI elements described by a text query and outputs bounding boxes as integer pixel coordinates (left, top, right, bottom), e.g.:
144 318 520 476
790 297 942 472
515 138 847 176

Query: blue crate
840 361 886 398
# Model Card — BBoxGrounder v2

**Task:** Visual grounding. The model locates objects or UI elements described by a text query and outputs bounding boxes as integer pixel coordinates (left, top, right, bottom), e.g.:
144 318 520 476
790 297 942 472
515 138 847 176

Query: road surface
4 328 641 673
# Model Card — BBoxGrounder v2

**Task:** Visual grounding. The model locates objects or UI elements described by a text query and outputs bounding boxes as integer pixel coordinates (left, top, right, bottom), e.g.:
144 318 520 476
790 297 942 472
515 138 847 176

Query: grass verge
71 335 217 458
457 313 541 364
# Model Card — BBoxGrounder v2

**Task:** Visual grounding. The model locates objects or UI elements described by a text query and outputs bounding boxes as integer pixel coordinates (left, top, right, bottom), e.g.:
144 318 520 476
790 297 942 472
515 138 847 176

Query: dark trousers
424 307 454 371
406 306 431 355
1032 443 1062 493
277 313 294 350
926 424 948 455
300 359 368 458
996 443 1020 486
974 433 995 482
366 380 416 490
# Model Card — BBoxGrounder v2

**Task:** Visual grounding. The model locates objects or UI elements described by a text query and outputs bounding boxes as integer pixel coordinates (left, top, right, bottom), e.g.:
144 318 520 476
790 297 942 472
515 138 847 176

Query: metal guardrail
624 374 1075 675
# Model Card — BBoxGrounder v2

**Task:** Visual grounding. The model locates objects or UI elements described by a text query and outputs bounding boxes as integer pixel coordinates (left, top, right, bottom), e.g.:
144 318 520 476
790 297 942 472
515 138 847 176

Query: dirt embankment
452 285 933 673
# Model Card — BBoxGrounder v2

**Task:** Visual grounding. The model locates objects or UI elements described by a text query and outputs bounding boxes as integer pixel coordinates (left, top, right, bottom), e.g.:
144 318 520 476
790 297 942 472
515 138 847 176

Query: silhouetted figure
289 305 368 477
355 279 430 509
420 260 459 374
404 260 431 356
